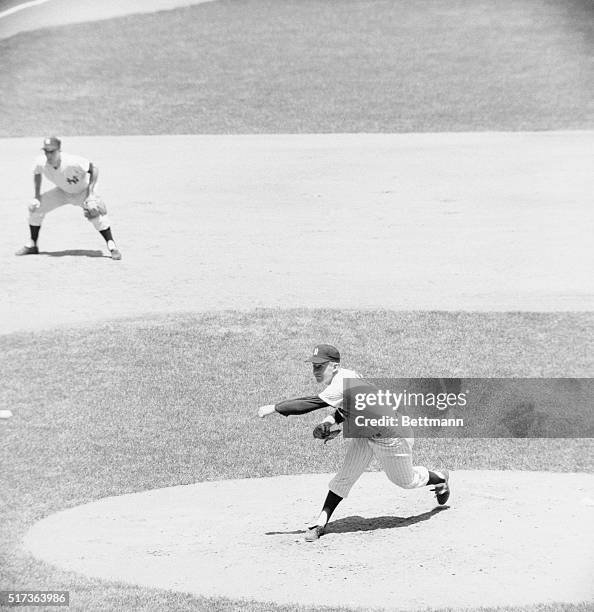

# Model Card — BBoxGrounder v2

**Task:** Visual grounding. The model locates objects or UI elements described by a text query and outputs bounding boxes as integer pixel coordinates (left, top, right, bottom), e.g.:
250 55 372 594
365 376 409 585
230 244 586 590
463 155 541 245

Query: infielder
15 137 122 260
258 344 450 542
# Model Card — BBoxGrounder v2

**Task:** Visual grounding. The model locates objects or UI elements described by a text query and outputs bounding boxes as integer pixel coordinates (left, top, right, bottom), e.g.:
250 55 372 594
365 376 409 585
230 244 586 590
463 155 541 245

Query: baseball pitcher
258 344 451 541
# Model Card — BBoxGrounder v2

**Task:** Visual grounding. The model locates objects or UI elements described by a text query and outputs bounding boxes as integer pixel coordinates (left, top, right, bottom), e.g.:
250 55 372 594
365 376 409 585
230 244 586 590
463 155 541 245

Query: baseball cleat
15 245 39 256
110 248 122 260
432 469 450 505
304 525 325 542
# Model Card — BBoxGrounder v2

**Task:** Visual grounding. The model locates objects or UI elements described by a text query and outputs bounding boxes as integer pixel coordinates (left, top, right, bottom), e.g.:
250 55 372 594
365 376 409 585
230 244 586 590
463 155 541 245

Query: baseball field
1 1 593 611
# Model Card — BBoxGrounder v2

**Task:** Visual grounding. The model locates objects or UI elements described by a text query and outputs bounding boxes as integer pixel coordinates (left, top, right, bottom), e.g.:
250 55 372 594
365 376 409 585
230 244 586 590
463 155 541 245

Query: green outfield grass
1 0 593 136
1 309 593 611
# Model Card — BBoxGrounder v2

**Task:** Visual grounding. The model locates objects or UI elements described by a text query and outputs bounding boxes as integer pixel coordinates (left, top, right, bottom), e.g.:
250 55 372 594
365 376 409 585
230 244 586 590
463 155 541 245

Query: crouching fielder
258 344 451 542
15 136 122 260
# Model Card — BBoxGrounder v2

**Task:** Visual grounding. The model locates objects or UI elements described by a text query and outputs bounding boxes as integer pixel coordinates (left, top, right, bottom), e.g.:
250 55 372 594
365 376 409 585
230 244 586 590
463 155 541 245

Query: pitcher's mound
24 471 594 610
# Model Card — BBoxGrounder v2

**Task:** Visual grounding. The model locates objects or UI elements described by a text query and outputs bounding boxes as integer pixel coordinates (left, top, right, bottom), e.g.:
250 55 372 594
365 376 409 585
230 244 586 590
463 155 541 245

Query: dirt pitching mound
24 470 594 610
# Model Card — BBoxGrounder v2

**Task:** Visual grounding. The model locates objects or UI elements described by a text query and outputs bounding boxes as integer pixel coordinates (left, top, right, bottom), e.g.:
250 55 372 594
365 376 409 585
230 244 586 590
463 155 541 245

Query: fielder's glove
313 422 341 443
83 195 107 219
28 198 41 212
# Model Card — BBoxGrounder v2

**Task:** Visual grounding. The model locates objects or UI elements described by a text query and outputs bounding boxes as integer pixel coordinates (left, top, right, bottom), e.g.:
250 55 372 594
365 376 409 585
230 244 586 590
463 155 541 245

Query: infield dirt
2 131 593 335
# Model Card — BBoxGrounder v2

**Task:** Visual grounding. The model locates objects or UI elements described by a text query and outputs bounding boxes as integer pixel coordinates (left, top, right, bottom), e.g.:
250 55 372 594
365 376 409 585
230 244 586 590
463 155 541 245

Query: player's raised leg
375 439 451 504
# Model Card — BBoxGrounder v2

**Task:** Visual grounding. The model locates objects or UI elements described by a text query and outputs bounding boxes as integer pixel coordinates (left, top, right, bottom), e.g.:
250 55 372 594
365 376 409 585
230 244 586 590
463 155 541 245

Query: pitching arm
258 396 330 418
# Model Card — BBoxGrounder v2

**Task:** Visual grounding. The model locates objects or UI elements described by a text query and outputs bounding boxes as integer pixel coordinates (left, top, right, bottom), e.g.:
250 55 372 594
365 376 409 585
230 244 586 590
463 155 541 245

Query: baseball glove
313 422 341 444
83 195 107 219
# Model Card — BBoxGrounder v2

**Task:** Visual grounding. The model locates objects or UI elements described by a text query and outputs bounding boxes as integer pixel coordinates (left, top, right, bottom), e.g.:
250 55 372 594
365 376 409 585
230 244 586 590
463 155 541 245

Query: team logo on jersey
66 175 80 184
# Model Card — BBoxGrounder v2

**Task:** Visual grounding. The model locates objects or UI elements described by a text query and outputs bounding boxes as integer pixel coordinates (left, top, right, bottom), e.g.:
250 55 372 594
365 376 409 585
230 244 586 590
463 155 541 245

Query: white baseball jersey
318 367 429 498
319 367 360 415
33 153 91 194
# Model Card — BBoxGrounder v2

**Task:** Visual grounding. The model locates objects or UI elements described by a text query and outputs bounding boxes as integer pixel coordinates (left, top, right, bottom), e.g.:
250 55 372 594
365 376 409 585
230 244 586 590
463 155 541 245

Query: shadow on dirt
265 506 448 537
327 506 449 534
41 250 106 258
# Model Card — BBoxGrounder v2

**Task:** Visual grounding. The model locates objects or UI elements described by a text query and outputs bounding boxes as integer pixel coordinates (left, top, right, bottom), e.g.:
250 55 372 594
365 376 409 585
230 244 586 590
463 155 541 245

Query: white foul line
0 0 52 20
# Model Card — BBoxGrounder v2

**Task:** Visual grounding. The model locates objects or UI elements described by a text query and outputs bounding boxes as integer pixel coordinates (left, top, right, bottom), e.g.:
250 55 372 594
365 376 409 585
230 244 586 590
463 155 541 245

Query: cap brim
305 356 330 363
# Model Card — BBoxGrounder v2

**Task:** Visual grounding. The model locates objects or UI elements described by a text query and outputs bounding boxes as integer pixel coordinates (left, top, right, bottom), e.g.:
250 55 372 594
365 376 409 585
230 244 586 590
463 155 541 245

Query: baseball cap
305 344 340 363
42 136 61 151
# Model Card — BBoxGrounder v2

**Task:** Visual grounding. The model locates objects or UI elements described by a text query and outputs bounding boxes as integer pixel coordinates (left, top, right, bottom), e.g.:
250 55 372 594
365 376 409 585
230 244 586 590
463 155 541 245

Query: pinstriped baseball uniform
261 344 450 541
320 367 429 498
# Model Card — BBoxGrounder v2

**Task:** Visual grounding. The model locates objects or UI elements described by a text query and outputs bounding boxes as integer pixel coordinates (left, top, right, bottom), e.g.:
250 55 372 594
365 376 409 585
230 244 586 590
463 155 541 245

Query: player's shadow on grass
41 249 106 258
266 506 448 537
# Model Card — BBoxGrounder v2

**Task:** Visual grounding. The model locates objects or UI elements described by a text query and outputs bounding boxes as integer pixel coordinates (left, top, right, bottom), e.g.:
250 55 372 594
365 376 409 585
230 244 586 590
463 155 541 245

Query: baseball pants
329 437 430 498
28 187 111 232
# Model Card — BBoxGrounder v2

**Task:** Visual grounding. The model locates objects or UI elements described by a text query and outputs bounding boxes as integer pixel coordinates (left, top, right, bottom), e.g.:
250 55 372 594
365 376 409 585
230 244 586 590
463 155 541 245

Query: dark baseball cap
305 344 340 363
42 136 61 151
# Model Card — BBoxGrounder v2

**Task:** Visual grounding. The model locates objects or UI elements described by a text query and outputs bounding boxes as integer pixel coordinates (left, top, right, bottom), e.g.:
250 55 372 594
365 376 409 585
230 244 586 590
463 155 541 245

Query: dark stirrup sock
29 225 40 243
99 228 114 243
321 490 343 522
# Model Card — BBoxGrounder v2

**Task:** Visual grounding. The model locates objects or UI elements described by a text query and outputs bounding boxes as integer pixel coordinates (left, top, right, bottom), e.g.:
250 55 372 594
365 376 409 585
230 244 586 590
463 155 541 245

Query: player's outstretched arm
257 396 331 419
